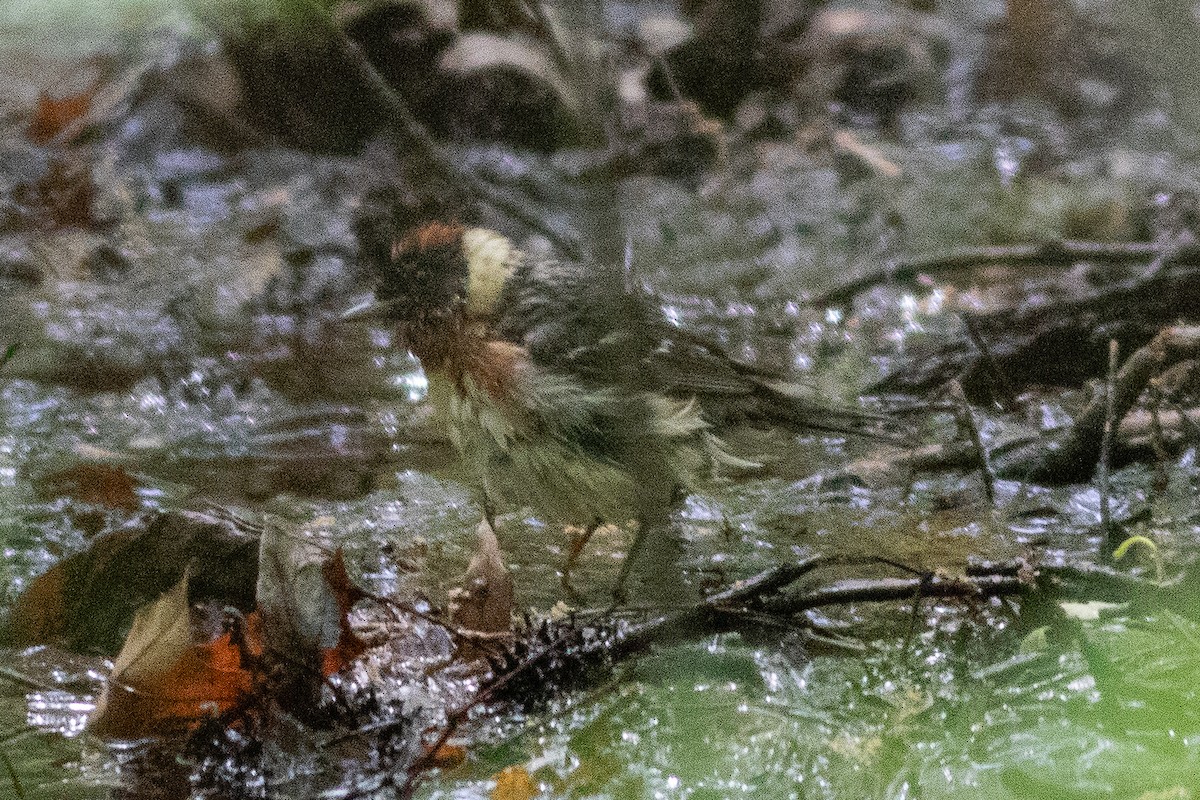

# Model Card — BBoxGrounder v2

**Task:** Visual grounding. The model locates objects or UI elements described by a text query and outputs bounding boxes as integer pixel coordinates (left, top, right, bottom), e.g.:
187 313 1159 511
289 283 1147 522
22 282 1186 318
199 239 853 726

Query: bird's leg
611 522 650 605
561 519 601 601
482 497 498 532
613 505 681 605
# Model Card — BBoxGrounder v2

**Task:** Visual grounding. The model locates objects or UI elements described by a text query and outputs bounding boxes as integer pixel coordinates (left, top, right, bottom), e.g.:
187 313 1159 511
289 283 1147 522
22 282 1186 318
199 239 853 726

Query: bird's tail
753 379 903 440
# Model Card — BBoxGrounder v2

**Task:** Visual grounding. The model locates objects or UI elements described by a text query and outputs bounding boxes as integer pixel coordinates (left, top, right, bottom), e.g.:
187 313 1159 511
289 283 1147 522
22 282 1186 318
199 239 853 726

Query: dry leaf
448 519 515 662
27 87 95 144
6 561 68 645
89 574 253 738
491 765 538 800
256 520 368 682
319 549 369 676
449 519 515 635
38 463 140 512
3 510 258 652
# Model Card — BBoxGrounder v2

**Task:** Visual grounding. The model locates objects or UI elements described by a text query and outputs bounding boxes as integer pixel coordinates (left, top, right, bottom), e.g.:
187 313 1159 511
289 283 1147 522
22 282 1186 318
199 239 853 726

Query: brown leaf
256 522 369 688
491 765 538 800
319 549 368 676
38 463 140 512
3 510 258 652
449 519 515 637
26 88 95 145
6 562 68 645
89 574 253 738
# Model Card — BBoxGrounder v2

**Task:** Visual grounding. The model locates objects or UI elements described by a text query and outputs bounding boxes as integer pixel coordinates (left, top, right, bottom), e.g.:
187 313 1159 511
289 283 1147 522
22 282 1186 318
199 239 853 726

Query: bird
346 220 890 601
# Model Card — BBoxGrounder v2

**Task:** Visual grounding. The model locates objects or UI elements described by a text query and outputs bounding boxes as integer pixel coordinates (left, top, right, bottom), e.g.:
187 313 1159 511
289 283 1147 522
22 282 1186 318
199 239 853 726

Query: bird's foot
609 581 629 607
559 570 587 606
558 523 599 605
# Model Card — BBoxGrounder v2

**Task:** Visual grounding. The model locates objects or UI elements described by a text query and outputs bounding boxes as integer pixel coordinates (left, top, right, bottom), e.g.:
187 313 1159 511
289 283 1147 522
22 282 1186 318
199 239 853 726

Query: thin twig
1143 230 1195 279
398 628 580 799
615 555 937 656
652 52 685 102
949 380 995 506
761 573 1024 615
364 591 516 648
961 315 1015 410
0 667 55 693
1146 375 1170 497
813 239 1191 307
903 583 924 651
1099 340 1119 555
0 748 26 800
520 0 573 75
310 0 583 258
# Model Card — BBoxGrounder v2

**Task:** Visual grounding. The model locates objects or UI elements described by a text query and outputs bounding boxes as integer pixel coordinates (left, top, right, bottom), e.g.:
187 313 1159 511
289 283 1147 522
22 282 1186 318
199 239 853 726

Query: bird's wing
652 327 896 436
493 256 661 389
493 253 894 438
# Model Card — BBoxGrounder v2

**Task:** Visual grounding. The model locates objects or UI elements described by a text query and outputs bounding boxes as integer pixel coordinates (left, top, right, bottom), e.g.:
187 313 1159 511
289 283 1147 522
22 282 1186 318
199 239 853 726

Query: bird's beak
341 295 390 321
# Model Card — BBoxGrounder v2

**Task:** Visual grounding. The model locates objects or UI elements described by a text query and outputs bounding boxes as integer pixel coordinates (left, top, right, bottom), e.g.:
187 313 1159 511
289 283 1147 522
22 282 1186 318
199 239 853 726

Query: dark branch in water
381 549 1200 791
813 239 1192 307
761 572 1023 615
990 326 1200 483
396 627 582 800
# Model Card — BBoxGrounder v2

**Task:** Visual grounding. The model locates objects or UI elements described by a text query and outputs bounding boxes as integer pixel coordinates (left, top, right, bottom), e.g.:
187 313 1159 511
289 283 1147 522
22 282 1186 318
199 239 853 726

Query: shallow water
4 2 1200 798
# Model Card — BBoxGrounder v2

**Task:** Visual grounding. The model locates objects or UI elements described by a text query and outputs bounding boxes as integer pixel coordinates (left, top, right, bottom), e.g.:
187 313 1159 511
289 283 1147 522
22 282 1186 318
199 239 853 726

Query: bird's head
347 222 524 362
350 222 524 323
375 220 470 327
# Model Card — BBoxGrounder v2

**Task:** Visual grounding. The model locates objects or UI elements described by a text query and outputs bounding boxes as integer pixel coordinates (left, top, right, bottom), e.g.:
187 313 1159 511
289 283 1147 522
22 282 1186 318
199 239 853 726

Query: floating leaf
449 519 515 642
89 574 253 738
491 765 537 800
319 549 368 676
1080 611 1200 730
256 519 367 681
257 519 341 653
3 510 258 652
1059 601 1125 621
38 463 140 512
5 562 69 646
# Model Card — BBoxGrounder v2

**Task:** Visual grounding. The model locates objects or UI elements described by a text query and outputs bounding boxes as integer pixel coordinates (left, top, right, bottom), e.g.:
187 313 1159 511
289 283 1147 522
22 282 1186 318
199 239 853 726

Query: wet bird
347 221 888 600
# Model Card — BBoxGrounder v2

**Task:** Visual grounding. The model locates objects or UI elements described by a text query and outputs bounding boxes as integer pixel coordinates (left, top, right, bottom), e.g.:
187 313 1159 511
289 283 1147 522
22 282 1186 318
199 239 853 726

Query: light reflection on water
1 9 1195 800
26 690 95 737
393 370 429 403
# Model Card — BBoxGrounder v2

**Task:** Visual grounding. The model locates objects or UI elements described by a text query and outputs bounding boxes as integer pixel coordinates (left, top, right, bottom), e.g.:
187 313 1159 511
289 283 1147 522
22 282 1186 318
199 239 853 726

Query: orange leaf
90 575 253 738
27 88 94 144
323 549 368 610
428 743 466 770
491 765 538 800
319 549 368 676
